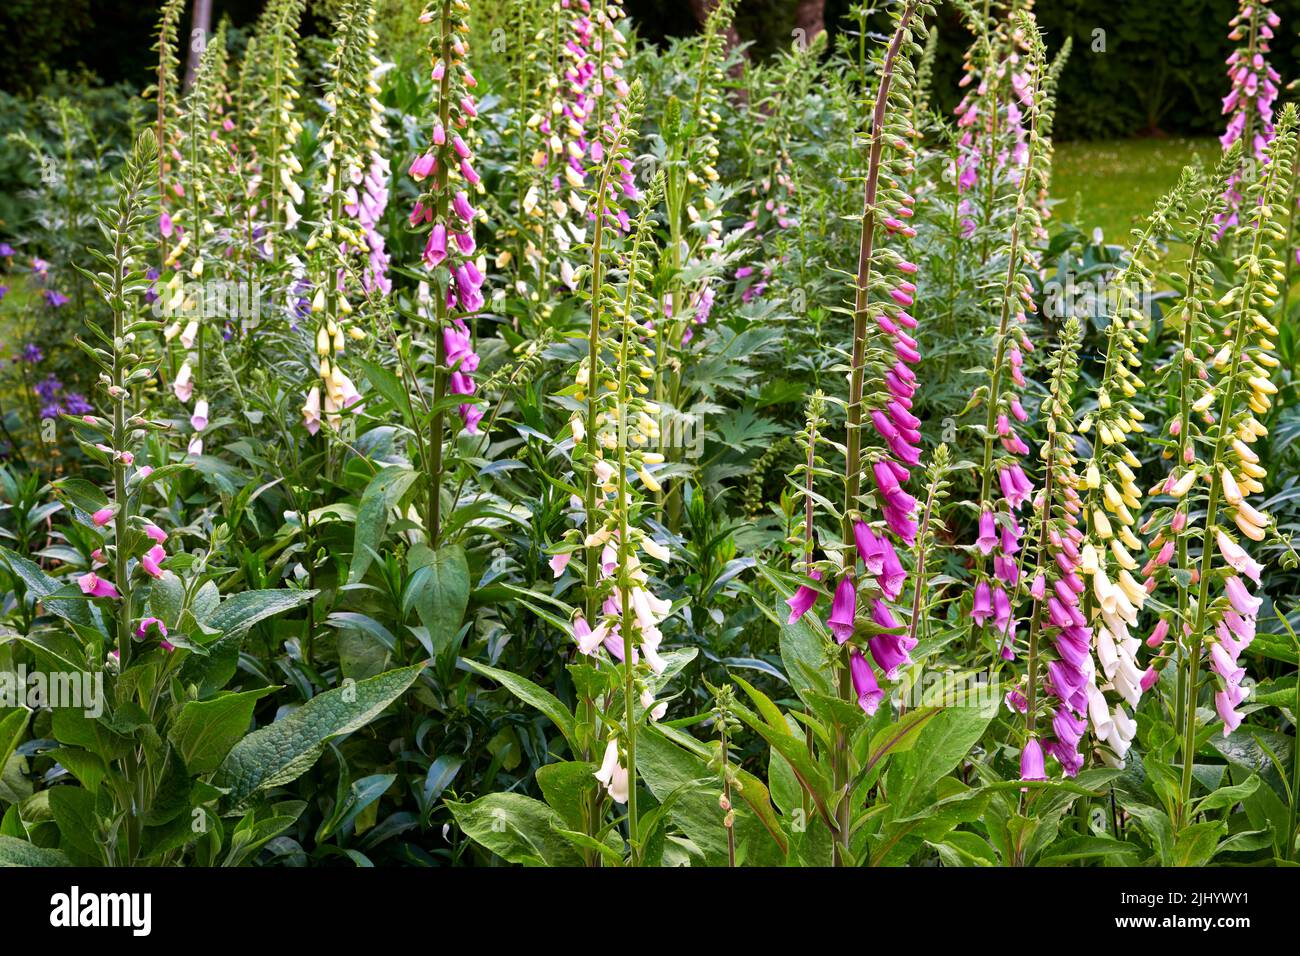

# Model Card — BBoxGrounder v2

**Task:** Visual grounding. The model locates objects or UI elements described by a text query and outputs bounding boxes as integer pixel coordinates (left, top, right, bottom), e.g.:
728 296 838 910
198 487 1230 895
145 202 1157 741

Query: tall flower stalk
1172 105 1296 819
66 132 169 863
147 0 186 275
1143 152 1237 727
549 86 665 864
1012 316 1087 782
412 0 487 545
245 0 308 264
657 0 734 528
1216 0 1281 237
163 28 230 411
970 12 1046 664
831 0 930 867
1076 174 1192 768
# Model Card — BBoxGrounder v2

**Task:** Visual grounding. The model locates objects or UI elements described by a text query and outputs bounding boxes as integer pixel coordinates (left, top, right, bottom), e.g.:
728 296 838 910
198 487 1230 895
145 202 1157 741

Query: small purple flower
44 289 70 308
64 392 92 415
35 374 62 402
1020 738 1048 782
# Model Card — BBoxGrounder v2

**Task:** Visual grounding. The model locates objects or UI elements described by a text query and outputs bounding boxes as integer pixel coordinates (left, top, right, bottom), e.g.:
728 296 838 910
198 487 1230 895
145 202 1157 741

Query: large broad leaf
214 664 424 811
0 545 97 630
405 545 469 655
349 466 419 584
206 588 318 639
0 835 72 867
884 705 994 814
535 760 598 831
637 725 786 866
655 722 788 859
1120 801 1174 864
49 786 100 858
177 630 244 699
461 659 577 750
446 793 584 866
871 781 991 866
167 686 281 774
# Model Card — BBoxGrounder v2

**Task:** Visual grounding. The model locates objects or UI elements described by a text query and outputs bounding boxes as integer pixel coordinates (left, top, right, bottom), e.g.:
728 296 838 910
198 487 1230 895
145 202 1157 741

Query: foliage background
6 0 1300 141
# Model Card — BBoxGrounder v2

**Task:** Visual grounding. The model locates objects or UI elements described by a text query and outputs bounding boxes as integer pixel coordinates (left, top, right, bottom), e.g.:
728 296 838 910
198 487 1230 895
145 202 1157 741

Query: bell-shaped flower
1020 738 1048 782
827 577 857 644
785 569 823 625
593 739 629 804
850 649 884 715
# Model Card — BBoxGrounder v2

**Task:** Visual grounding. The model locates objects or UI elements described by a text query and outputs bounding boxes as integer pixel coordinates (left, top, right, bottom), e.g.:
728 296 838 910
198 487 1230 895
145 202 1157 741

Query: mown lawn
1051 137 1222 241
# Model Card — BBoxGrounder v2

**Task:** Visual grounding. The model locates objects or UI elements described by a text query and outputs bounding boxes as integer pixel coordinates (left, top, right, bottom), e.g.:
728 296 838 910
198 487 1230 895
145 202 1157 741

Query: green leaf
349 466 419 584
168 686 280 774
422 755 464 814
636 726 785 866
48 748 106 795
446 793 584 866
462 658 577 750
53 477 109 515
355 357 413 424
871 784 991 866
0 708 30 773
214 664 424 811
857 706 940 789
535 760 598 831
0 835 72 867
653 724 788 858
1194 774 1260 814
223 801 307 866
1121 801 1174 864
885 705 994 813
730 699 833 832
49 787 100 859
776 604 835 704
177 630 244 698
318 774 395 841
51 707 131 762
406 545 470 656
207 588 317 639
732 675 793 735
1173 820 1227 867
0 545 96 629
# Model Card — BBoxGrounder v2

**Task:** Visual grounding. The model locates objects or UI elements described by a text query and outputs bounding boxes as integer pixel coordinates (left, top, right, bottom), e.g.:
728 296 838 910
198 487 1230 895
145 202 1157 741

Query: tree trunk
183 0 214 91
793 0 826 47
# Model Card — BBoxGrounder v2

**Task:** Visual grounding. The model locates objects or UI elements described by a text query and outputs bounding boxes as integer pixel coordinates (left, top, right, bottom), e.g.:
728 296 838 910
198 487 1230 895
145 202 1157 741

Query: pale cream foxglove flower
593 739 628 804
173 362 194 402
640 689 667 722
1087 684 1114 742
641 536 670 563
575 618 607 656
302 387 322 436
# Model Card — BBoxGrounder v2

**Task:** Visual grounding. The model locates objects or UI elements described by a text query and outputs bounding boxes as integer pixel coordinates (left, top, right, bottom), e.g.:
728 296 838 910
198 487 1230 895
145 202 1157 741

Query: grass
1051 137 1222 242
